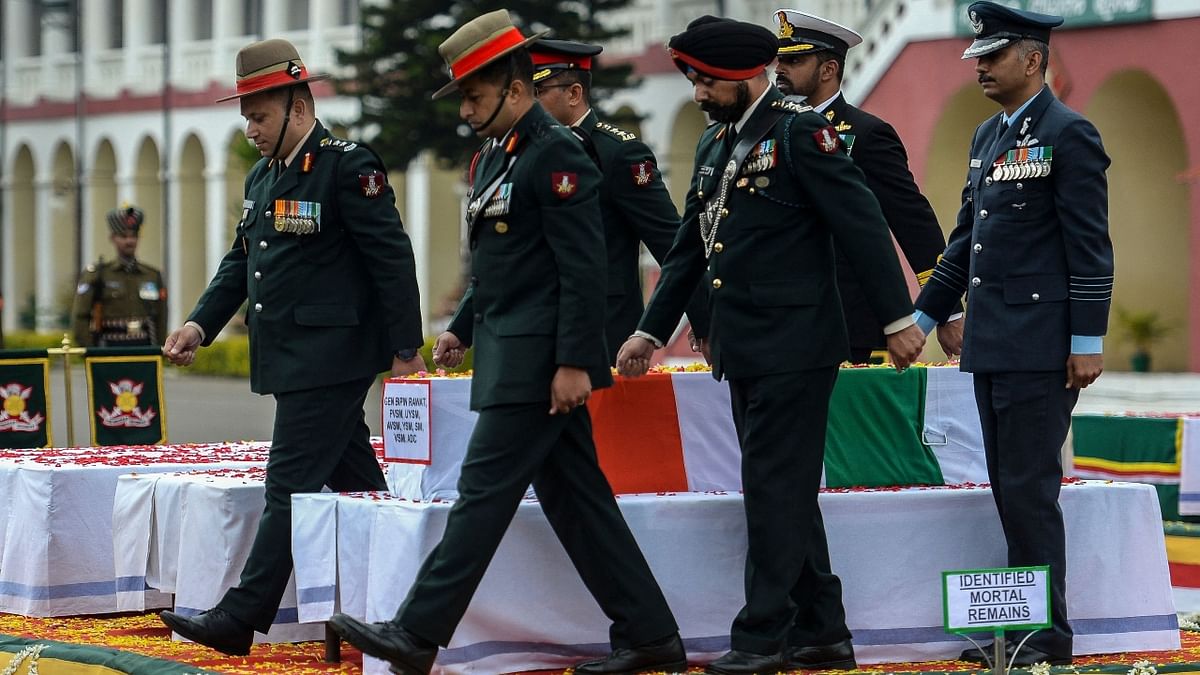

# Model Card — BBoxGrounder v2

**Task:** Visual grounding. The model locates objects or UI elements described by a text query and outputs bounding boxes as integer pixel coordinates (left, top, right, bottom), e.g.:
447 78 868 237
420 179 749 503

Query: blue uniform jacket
916 86 1113 372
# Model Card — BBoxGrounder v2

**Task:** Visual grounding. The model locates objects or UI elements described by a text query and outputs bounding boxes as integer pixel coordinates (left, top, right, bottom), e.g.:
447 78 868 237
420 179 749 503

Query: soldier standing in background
71 205 167 347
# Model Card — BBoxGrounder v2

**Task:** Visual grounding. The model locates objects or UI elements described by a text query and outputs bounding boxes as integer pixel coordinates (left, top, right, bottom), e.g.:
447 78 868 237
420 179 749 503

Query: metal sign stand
46 333 86 447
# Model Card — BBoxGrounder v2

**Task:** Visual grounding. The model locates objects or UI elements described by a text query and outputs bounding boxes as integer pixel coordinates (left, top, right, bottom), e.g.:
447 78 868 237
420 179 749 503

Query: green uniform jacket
448 104 611 410
188 121 423 395
640 87 913 379
72 259 167 347
575 110 709 362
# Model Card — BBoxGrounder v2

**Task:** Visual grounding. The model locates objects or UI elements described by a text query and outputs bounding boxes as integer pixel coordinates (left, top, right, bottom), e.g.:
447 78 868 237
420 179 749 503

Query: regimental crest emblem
813 126 841 154
97 379 157 429
552 172 578 199
0 383 45 433
969 10 984 35
287 61 303 79
631 161 655 187
360 171 386 199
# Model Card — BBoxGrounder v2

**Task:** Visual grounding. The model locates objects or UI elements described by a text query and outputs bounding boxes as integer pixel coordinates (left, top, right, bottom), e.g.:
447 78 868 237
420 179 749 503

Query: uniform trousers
973 371 1078 657
727 366 851 655
395 402 678 648
218 375 387 632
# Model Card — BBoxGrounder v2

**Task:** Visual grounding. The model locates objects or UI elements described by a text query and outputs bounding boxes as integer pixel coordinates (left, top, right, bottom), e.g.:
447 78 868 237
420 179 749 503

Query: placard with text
943 565 1051 633
381 379 432 464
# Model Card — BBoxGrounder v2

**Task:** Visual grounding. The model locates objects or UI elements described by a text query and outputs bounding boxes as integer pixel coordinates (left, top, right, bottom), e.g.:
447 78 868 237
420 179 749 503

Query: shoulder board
318 137 358 152
771 99 813 114
85 263 97 273
594 122 638 142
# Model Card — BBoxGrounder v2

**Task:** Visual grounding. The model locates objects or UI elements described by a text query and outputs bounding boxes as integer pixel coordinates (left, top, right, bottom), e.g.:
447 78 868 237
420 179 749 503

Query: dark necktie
996 119 1009 142
725 124 737 153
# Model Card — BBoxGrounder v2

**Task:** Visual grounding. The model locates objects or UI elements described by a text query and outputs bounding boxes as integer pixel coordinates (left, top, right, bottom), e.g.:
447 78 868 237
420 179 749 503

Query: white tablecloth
292 481 1177 674
0 442 268 616
112 469 322 643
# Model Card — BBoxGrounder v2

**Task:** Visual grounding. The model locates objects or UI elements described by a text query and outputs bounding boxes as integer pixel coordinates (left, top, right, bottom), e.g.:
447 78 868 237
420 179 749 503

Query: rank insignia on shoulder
596 122 637 141
813 126 841 154
360 171 386 199
835 121 852 132
319 137 358 152
552 172 578 199
631 161 655 187
771 99 813 114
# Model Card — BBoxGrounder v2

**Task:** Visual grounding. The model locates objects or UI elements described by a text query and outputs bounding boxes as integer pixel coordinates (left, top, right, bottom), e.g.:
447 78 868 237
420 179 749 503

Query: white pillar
164 167 184 330
263 0 287 37
124 0 151 85
405 153 432 327
0 177 15 335
5 0 33 59
203 168 229 281
33 175 57 331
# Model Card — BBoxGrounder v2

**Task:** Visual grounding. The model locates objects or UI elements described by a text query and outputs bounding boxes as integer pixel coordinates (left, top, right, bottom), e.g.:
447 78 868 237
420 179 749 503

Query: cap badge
776 11 795 39
287 61 302 79
969 11 984 35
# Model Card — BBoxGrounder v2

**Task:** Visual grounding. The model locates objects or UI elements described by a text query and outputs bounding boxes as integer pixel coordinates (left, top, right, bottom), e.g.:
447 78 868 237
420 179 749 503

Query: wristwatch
395 348 419 360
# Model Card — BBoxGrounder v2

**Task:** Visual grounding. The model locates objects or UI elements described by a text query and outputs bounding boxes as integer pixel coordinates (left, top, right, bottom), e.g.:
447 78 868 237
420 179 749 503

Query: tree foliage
336 0 637 171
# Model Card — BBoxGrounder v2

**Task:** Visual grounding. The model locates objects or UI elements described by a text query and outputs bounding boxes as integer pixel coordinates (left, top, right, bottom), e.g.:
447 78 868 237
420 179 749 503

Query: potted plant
1114 307 1172 372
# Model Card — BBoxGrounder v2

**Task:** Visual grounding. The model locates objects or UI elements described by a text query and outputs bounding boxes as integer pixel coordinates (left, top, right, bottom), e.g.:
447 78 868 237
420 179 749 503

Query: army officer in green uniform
528 38 709 363
328 10 686 675
158 39 425 656
618 16 924 675
71 205 167 347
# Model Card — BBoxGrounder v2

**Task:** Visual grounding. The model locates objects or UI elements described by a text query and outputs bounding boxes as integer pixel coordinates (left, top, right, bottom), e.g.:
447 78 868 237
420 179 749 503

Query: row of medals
992 160 1052 182
274 216 318 234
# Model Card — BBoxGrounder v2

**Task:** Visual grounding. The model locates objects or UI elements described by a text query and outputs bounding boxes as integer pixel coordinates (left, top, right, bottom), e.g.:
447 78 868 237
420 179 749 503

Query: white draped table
0 442 268 616
291 480 1178 674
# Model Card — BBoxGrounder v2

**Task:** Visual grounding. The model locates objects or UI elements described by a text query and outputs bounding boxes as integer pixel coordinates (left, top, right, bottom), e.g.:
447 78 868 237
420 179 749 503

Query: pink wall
862 18 1200 369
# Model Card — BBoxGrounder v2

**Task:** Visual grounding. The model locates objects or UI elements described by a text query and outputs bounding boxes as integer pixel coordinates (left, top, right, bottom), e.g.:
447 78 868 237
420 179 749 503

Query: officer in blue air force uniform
914 2 1113 666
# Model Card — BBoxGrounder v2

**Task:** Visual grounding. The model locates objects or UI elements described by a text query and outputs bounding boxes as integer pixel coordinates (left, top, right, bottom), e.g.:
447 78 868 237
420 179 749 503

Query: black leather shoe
160 608 253 656
573 633 688 674
1009 645 1072 667
787 639 856 670
960 642 1072 667
327 613 436 675
959 643 994 664
704 649 786 675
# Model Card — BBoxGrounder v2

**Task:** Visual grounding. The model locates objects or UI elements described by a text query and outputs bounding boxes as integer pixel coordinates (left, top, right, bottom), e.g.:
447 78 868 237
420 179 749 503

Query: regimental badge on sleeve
360 172 386 199
552 172 578 199
813 126 841 154
631 161 655 187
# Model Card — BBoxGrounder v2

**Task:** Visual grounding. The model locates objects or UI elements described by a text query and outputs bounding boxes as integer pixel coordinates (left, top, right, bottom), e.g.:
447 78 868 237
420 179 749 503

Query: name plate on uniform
382 379 432 464
942 566 1050 633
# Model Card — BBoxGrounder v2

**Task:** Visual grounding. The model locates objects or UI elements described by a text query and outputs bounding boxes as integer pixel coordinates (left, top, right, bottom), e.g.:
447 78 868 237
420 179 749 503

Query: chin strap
479 61 516 134
270 86 297 160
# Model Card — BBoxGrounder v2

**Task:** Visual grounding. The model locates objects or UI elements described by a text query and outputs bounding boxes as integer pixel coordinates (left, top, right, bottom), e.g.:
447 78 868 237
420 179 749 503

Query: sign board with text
943 565 1051 633
381 379 432 464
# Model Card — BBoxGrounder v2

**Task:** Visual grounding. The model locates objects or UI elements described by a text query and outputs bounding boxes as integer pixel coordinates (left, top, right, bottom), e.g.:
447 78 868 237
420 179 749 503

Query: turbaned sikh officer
617 16 923 675
72 205 168 347
328 10 686 675
157 38 425 655
771 9 958 363
914 2 1113 666
528 38 710 363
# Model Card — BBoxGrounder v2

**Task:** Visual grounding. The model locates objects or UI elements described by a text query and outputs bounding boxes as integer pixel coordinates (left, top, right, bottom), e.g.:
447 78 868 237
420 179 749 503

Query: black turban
106 205 144 236
668 16 777 81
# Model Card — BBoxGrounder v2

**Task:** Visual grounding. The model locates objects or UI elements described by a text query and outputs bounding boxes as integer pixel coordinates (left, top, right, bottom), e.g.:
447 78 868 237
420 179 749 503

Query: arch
609 105 645 139
132 137 163 268
177 135 209 313
1085 70 1189 371
664 102 707 214
89 139 118 264
923 82 995 239
8 146 37 329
